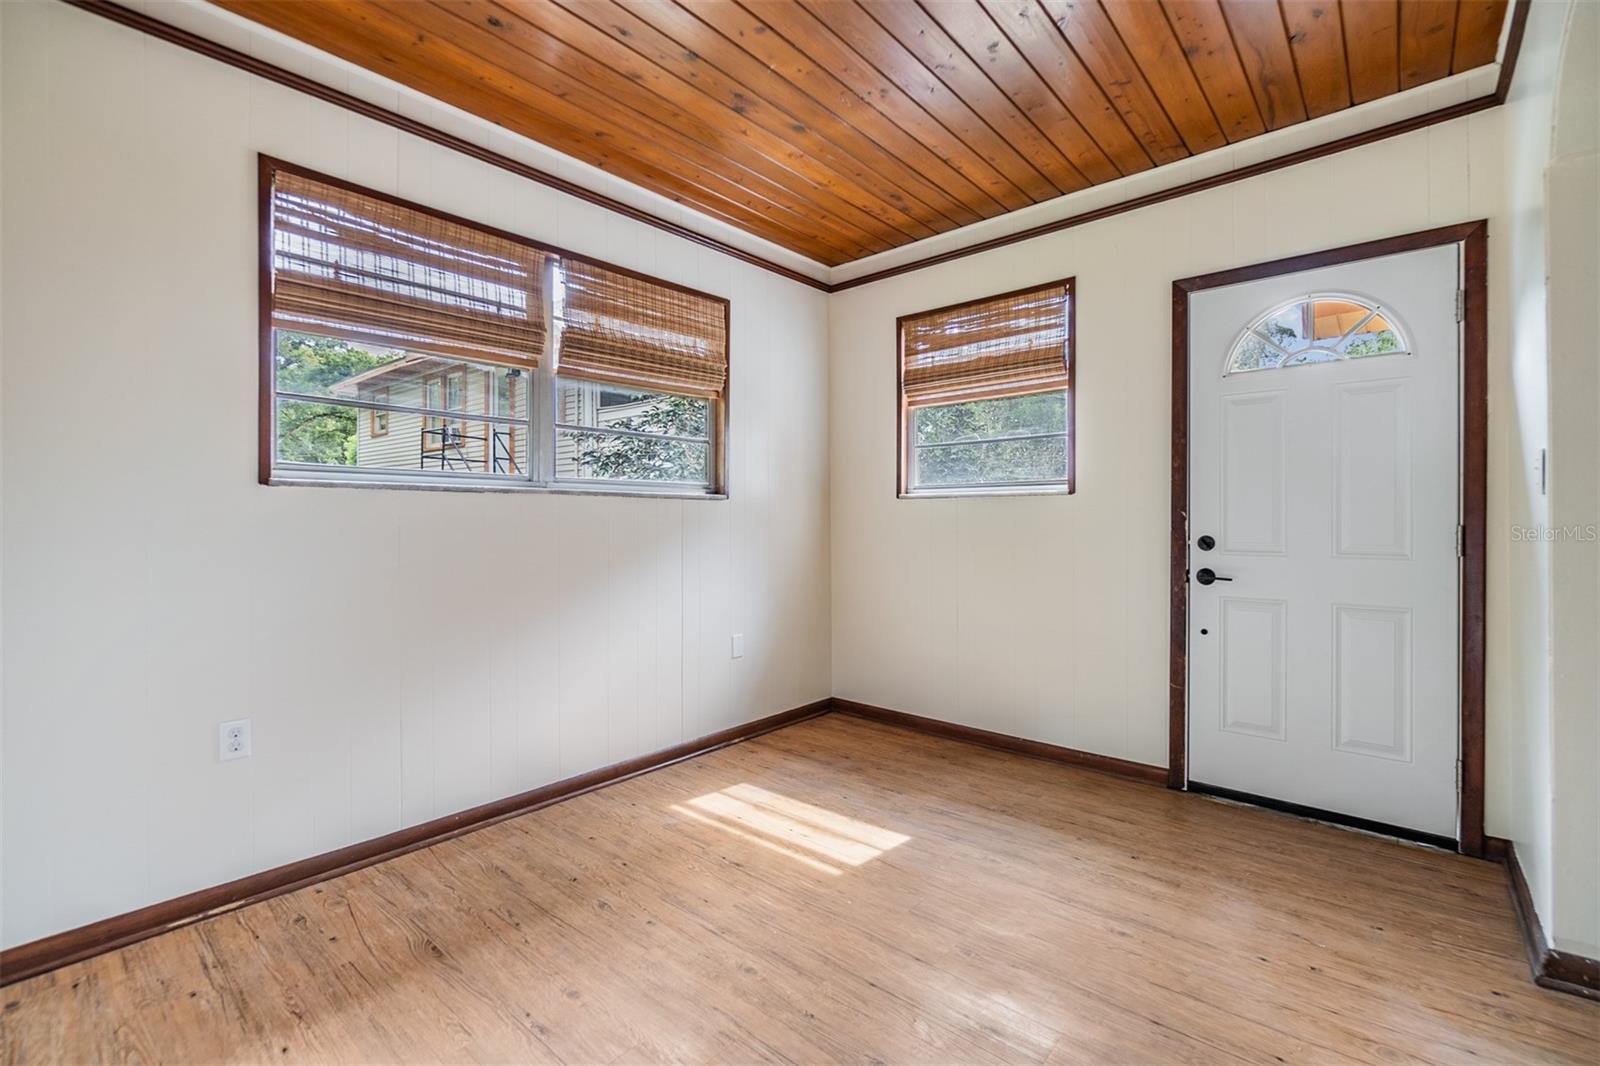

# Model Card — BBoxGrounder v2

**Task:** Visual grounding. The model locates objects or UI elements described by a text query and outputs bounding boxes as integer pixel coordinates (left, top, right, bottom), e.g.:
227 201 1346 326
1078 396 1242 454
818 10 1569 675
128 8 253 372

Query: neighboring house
331 354 525 475
329 354 651 476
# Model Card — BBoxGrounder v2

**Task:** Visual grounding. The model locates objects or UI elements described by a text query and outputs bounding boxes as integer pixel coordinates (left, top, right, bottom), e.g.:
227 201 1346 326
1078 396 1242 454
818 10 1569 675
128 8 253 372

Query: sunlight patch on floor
671 783 911 873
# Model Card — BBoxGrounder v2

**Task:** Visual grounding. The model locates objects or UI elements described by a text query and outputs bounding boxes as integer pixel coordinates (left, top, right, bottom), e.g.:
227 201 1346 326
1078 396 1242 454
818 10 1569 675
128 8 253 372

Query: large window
261 159 729 495
897 280 1074 495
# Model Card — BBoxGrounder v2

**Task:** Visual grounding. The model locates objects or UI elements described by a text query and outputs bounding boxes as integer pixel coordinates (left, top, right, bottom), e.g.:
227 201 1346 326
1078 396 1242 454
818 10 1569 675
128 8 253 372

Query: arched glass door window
1227 295 1409 374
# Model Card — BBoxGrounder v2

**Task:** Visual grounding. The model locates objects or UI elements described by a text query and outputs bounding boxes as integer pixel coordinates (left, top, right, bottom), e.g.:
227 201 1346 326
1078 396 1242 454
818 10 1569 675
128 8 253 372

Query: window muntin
554 379 713 486
263 160 728 495
898 280 1074 495
1227 295 1409 374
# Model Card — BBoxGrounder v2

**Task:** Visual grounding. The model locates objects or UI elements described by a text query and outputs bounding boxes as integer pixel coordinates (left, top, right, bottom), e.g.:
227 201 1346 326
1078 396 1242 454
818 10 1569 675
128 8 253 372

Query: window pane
556 430 709 484
554 378 713 486
556 379 709 438
276 399 527 476
913 390 1066 446
275 330 528 419
914 435 1067 488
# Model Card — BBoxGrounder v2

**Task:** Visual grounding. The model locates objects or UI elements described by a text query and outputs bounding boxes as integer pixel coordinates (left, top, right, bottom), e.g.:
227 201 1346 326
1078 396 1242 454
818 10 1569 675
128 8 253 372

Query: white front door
1187 244 1462 840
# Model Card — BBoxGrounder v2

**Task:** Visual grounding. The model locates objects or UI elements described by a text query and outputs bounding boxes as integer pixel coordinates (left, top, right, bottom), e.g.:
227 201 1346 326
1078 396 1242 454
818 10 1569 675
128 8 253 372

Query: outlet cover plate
219 718 252 761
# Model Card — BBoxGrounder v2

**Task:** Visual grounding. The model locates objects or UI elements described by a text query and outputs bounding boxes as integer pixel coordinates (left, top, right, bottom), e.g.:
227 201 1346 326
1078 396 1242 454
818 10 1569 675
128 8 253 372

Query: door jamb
1169 221 1489 857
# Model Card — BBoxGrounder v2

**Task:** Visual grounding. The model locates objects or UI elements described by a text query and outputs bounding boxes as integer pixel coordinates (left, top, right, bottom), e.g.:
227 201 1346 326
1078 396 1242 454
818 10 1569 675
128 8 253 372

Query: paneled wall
0 0 830 949
830 1 1579 946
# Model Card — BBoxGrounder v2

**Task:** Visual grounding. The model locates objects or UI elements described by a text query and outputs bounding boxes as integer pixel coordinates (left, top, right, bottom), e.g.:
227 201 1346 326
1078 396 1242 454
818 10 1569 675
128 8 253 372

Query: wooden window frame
896 278 1076 498
258 155 730 497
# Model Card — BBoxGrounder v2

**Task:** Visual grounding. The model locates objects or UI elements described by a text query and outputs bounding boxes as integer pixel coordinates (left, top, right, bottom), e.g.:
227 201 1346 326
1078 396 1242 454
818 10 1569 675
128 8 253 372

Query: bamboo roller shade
555 259 728 397
901 283 1070 406
270 171 549 368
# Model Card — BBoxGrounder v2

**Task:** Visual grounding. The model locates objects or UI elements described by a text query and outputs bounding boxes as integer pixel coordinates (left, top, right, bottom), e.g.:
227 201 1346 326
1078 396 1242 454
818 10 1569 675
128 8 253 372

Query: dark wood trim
1168 280 1190 789
1168 221 1490 857
257 153 275 485
1487 836 1600 1001
0 699 832 988
829 2 1531 294
1459 224 1490 858
1494 0 1534 103
63 1 1529 296
893 278 1076 497
60 0 828 293
833 699 1167 785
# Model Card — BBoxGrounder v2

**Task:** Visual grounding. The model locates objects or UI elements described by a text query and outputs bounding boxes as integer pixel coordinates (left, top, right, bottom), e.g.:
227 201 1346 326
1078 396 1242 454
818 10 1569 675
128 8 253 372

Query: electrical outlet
219 718 252 762
730 633 745 659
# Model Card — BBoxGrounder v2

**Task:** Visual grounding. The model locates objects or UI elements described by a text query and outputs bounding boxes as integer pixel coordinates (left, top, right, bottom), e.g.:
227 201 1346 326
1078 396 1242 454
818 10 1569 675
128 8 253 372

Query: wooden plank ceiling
213 1 1511 266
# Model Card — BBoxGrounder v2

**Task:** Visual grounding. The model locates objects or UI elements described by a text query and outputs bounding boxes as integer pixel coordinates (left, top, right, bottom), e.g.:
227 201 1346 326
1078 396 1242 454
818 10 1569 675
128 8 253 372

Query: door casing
1169 221 1488 857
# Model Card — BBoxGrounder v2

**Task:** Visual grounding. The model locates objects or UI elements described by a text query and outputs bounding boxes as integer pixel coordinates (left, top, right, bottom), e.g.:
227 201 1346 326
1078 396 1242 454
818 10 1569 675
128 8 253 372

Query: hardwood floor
4 714 1596 1063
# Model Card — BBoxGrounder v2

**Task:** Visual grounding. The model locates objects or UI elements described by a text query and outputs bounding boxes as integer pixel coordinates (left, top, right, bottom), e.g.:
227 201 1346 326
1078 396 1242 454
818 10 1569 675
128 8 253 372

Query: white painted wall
830 0 1584 943
0 0 830 949
1544 0 1600 959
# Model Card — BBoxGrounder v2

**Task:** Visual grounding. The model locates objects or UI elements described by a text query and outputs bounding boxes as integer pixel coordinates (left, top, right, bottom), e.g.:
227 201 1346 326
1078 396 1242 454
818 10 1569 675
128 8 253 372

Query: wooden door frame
1169 221 1489 857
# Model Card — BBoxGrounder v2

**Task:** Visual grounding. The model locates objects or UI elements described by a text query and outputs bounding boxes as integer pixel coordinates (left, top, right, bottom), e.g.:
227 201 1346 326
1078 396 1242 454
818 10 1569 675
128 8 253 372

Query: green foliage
573 393 710 482
274 332 391 466
914 391 1067 486
1344 330 1402 356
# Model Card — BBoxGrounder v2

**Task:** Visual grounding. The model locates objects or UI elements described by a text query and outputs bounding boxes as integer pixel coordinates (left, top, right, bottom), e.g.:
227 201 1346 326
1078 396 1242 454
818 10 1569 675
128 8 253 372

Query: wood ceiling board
1159 0 1268 142
1342 0 1402 104
1279 1 1353 119
1453 1 1509 71
1099 0 1230 152
1037 0 1192 164
535 0 977 231
381 0 896 257
1400 0 1462 90
1217 0 1310 130
978 0 1155 177
770 1 1060 206
456 0 940 244
687 1 1030 214
838 0 1088 192
206 0 1515 267
914 0 1122 185
213 0 877 261
591 0 993 226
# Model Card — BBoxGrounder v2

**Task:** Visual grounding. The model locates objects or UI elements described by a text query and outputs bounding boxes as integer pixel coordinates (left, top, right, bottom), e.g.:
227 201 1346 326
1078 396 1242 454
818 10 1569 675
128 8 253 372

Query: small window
898 280 1074 495
262 160 727 495
369 388 390 438
1227 295 1408 374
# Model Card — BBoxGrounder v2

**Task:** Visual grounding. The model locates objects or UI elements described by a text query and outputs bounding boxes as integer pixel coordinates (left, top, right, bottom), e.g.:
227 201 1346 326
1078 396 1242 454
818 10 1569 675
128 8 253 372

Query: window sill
268 474 725 501
899 485 1073 500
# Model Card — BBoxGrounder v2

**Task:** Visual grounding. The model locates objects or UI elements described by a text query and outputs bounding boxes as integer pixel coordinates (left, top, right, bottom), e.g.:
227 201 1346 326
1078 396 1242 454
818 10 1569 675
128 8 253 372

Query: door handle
1195 568 1232 585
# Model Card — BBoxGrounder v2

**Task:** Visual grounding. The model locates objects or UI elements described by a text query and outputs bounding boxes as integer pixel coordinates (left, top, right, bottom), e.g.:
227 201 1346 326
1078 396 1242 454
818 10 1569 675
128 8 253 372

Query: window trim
257 155 730 497
895 277 1076 498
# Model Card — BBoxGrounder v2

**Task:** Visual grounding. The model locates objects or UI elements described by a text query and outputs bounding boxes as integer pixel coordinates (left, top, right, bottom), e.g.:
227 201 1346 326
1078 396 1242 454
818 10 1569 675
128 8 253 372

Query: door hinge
1457 524 1465 558
1456 759 1463 792
1455 289 1465 322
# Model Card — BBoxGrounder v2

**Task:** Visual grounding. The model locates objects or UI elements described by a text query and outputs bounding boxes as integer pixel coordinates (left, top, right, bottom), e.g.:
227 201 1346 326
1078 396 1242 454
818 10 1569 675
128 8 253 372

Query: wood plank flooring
4 714 1596 1063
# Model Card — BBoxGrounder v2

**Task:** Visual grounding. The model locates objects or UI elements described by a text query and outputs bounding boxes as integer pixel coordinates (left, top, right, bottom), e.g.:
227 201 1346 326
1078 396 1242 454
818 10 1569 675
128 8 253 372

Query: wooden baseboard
0 699 832 988
1486 835 1600 1001
832 699 1168 785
